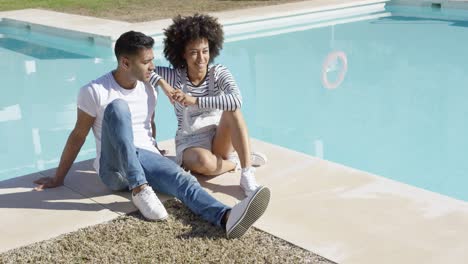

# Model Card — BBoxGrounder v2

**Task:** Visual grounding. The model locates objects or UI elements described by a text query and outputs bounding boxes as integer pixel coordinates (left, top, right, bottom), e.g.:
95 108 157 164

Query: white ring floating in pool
322 51 348 90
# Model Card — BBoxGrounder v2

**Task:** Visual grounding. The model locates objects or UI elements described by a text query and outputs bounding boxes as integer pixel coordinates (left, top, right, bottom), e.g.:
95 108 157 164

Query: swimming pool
0 22 116 179
221 5 468 201
1 5 468 202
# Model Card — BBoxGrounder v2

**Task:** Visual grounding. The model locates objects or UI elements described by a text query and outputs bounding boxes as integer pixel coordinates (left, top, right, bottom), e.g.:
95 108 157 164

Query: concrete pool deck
2 138 468 263
2 1 468 263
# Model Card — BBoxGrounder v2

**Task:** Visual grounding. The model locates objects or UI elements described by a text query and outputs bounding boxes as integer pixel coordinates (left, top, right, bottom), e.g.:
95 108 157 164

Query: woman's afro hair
163 13 224 68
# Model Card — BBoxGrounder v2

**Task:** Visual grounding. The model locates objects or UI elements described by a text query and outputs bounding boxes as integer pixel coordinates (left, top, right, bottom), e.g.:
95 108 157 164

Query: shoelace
141 188 163 206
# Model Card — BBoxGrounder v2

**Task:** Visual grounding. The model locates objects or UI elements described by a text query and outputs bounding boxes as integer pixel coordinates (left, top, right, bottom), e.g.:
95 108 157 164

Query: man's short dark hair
114 31 155 59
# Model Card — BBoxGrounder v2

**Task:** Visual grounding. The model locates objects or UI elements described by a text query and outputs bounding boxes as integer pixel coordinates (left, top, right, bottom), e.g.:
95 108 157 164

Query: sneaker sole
147 213 169 222
227 186 271 239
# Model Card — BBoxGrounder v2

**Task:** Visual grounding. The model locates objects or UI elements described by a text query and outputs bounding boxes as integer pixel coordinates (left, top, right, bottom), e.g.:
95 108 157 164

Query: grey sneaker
226 186 271 239
132 185 168 221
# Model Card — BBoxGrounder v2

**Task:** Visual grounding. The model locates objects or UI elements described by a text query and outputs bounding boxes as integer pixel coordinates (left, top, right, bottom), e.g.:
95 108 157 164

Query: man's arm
151 112 156 139
151 112 167 155
34 109 95 190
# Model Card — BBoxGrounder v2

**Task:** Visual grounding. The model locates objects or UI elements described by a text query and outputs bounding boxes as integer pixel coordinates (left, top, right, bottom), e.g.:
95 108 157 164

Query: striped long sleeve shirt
150 64 243 133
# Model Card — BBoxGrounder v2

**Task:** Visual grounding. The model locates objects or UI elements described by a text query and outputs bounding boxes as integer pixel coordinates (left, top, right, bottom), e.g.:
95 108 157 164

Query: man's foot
226 186 271 239
240 167 260 197
132 185 168 221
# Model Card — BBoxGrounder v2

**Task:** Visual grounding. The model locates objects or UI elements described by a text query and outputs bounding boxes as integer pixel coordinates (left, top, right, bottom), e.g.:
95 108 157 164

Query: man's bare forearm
54 130 87 182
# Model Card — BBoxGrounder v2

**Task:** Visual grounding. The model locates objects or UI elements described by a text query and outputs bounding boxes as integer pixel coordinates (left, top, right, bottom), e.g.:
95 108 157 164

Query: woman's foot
240 167 260 197
227 151 268 171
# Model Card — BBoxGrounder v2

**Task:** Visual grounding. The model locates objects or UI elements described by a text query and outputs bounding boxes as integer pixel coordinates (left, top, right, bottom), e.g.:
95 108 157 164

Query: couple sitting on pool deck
33 14 271 239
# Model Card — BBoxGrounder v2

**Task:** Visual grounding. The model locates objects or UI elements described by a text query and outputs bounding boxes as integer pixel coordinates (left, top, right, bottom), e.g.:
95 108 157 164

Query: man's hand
154 142 169 156
34 176 64 191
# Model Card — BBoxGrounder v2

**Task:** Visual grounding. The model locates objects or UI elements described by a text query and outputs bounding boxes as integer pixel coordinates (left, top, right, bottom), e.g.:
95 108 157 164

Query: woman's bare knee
198 154 218 172
185 152 217 175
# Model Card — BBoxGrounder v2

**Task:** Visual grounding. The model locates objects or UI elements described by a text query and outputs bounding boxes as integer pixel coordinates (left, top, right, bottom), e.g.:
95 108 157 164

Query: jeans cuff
128 179 148 191
217 207 231 227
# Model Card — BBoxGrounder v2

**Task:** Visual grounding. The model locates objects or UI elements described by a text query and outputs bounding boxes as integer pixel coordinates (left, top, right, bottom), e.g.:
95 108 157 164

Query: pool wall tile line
391 0 468 9
212 0 389 26
202 2 390 44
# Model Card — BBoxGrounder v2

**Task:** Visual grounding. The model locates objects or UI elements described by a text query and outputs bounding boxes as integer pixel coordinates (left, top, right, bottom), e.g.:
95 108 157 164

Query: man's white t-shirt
77 71 161 173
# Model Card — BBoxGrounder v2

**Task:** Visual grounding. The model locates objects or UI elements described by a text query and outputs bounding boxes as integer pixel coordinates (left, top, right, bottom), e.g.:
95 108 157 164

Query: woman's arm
197 65 243 111
151 66 178 87
150 66 180 104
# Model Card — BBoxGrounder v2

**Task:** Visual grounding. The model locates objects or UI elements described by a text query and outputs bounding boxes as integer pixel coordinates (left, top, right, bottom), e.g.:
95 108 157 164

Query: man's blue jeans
99 99 229 226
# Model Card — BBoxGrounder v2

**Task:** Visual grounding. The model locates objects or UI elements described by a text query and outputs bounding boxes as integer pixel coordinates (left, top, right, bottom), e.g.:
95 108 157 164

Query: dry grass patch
0 0 303 22
0 200 334 263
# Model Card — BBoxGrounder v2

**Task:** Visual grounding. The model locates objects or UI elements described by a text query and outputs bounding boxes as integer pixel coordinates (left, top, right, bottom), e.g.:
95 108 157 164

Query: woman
150 14 266 197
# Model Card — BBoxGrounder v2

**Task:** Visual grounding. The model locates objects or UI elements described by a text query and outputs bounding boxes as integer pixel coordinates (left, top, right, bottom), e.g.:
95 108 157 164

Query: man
34 31 270 239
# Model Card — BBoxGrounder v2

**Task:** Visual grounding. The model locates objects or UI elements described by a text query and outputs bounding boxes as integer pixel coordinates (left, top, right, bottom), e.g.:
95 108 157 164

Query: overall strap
208 65 216 96
180 68 188 93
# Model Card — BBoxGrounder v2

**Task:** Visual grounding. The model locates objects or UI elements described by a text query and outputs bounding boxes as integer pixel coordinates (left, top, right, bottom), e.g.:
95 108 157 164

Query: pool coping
1 1 468 263
0 0 389 45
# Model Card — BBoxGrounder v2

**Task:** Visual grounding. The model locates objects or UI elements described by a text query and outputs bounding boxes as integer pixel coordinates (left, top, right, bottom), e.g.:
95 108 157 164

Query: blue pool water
1 6 468 201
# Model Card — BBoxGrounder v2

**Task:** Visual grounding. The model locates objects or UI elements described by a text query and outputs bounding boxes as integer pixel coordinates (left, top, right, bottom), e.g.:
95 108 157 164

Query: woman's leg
182 147 235 176
212 109 251 168
212 109 260 196
181 109 253 177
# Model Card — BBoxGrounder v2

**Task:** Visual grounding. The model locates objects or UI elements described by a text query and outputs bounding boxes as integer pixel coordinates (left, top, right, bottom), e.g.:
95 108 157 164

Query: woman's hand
164 89 176 105
157 79 177 104
172 90 197 106
34 176 64 191
172 89 185 103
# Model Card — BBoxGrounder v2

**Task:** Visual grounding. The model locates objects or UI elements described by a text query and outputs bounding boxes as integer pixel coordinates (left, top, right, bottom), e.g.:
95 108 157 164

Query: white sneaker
227 151 268 171
227 152 241 171
251 151 268 167
226 186 271 239
240 167 260 197
132 185 168 221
